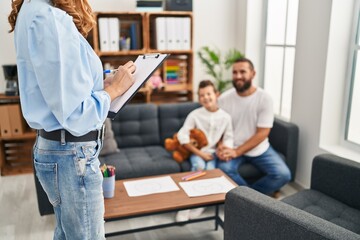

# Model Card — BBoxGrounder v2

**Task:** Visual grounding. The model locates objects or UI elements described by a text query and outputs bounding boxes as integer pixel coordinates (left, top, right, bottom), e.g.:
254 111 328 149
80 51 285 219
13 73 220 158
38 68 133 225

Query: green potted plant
197 46 244 93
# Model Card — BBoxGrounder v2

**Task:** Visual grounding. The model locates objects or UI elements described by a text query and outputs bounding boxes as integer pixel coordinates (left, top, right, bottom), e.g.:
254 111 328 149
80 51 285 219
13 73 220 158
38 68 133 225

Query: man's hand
217 146 237 162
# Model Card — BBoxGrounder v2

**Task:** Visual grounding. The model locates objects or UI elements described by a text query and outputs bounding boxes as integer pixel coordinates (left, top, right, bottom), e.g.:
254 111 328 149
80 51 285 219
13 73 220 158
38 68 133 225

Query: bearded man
216 58 291 196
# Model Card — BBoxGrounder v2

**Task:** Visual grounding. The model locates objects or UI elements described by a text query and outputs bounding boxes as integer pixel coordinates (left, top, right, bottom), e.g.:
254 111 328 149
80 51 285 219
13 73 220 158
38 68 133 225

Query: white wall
192 0 239 96
289 0 332 187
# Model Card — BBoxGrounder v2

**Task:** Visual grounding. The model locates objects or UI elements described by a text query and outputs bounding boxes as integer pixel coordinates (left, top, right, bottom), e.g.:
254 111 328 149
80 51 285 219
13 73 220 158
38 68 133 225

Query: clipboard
107 53 169 119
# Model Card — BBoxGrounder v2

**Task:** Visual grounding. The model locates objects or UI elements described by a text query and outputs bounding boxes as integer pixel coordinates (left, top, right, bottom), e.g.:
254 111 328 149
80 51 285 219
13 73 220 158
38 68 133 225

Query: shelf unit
88 11 194 104
0 94 35 176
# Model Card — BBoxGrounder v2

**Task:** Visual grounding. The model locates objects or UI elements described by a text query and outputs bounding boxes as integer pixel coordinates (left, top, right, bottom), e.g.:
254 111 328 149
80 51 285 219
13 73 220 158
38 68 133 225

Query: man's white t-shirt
177 107 233 154
218 88 274 157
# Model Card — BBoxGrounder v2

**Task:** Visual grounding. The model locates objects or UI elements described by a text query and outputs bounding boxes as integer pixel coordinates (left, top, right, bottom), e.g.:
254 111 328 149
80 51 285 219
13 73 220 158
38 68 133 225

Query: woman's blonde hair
8 0 96 37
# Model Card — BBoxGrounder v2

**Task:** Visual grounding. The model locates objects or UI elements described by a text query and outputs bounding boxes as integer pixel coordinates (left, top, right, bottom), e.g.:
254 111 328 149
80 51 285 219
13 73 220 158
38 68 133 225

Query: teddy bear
164 129 208 163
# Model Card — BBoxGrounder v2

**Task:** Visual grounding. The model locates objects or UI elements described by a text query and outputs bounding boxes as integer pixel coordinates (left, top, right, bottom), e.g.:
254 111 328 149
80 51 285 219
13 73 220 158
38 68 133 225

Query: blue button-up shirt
14 0 110 136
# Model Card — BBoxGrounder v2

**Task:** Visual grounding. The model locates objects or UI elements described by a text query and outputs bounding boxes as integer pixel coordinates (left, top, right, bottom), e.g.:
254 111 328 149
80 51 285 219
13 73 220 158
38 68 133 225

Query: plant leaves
197 46 244 93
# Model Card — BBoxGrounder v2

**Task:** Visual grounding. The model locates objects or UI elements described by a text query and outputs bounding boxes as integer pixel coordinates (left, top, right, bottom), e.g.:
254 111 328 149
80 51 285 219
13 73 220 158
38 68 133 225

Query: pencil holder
102 175 115 198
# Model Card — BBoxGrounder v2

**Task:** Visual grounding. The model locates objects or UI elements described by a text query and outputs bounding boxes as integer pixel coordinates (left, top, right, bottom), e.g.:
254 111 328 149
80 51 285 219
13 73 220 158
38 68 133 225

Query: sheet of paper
179 176 236 197
124 176 180 197
108 54 168 118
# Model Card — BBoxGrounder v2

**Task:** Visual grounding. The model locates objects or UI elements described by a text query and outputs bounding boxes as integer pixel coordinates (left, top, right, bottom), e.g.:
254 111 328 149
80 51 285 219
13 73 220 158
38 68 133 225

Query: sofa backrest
311 154 360 210
158 102 201 144
111 103 160 147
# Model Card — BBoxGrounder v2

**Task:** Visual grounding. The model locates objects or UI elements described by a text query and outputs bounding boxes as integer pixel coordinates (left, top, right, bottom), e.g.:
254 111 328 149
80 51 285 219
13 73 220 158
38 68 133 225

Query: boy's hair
198 80 218 93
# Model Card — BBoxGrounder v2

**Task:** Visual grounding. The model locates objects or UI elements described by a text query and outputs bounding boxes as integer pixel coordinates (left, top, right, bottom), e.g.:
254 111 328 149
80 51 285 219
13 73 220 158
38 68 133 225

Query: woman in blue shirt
8 0 135 239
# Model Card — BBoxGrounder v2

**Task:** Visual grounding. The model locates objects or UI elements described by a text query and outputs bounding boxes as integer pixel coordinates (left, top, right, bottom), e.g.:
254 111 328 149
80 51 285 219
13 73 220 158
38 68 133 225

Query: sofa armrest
311 154 360 210
224 186 359 240
269 118 299 181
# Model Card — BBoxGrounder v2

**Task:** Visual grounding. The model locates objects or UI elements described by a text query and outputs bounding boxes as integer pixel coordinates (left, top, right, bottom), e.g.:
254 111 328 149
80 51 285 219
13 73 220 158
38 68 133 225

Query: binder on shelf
155 17 167 50
98 18 110 51
108 18 120 51
108 53 169 119
182 17 191 50
166 17 176 50
174 18 183 49
7 104 26 136
0 105 12 137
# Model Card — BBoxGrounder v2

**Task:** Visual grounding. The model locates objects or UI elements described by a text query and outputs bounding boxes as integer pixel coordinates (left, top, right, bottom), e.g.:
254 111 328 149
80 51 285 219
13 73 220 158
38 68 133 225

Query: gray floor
0 173 299 240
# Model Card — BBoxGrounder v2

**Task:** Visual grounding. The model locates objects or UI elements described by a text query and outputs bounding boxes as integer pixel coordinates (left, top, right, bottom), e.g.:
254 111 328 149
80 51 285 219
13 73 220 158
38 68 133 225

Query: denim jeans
190 154 216 171
33 136 105 240
217 146 291 194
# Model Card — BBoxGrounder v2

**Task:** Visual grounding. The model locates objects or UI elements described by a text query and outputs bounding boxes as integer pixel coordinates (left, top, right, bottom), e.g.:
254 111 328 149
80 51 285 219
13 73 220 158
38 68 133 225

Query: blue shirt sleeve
27 7 110 136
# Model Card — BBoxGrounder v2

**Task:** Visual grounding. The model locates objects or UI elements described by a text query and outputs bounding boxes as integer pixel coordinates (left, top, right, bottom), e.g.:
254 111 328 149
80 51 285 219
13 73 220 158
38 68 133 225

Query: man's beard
233 80 251 93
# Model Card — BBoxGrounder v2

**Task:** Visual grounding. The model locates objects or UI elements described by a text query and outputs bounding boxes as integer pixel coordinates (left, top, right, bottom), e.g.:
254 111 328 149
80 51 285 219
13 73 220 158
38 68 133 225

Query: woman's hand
104 61 136 101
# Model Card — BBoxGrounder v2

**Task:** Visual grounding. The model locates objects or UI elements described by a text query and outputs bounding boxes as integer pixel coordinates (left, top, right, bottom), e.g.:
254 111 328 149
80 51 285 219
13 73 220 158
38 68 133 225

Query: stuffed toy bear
165 129 208 163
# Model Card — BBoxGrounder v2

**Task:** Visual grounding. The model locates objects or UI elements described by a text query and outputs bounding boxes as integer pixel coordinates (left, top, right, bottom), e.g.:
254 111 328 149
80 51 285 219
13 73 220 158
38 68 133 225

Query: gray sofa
34 102 299 215
224 153 360 240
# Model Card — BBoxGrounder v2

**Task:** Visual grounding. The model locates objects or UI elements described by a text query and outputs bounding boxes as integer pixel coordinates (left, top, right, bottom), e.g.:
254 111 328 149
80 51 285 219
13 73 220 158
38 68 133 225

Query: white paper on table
124 176 180 197
179 176 236 197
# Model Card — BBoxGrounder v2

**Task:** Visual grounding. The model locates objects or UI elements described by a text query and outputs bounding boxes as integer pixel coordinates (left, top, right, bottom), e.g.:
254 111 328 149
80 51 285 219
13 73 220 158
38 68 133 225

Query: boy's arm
183 143 213 161
222 116 234 148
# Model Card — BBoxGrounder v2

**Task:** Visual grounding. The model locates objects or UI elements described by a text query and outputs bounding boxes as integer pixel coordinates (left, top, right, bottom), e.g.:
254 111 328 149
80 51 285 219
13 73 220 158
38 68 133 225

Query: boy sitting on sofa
175 80 233 222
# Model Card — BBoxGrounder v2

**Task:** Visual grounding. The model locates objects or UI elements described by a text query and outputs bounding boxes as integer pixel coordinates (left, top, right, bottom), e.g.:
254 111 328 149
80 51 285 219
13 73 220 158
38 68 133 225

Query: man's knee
218 161 233 172
273 166 291 183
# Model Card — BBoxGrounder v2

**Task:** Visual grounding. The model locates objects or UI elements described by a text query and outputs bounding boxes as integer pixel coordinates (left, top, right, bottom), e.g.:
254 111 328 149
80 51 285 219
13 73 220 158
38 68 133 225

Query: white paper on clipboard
108 53 169 119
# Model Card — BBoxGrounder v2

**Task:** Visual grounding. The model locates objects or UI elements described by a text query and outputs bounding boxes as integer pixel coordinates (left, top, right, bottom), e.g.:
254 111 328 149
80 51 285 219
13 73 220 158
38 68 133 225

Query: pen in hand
104 69 118 74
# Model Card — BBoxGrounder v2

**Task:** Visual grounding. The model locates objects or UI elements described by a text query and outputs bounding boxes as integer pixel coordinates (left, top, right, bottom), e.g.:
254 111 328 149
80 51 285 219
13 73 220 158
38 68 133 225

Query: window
346 7 360 145
263 0 299 119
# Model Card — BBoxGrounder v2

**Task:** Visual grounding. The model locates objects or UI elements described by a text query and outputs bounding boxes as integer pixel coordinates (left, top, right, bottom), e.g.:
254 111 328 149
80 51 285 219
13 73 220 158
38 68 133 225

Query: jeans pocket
34 160 60 207
75 141 102 176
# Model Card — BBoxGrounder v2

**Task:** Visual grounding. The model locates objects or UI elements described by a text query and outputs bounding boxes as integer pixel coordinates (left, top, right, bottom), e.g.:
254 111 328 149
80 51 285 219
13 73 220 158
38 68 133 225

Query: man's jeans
33 136 105 240
217 146 291 194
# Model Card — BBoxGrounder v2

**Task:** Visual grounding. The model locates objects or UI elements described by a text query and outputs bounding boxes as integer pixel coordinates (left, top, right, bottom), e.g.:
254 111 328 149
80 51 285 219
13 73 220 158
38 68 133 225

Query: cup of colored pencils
101 164 116 198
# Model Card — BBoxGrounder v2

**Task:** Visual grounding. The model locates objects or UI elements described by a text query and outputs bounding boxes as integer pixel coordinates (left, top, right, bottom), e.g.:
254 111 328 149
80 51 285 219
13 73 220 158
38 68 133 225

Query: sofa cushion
158 102 201 143
282 189 360 234
112 103 160 148
100 118 120 156
100 146 181 179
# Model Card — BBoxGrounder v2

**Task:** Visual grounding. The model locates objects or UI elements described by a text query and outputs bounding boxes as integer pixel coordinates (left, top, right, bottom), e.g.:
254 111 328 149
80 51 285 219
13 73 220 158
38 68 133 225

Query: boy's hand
198 151 213 161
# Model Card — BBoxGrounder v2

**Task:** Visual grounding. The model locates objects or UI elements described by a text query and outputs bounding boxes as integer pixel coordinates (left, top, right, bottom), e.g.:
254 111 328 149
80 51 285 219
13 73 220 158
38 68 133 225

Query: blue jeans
190 154 216 171
33 136 105 240
217 146 291 194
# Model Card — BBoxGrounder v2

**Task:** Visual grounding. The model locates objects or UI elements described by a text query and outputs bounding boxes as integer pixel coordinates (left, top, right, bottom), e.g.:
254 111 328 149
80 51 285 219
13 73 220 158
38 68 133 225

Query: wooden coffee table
104 168 237 237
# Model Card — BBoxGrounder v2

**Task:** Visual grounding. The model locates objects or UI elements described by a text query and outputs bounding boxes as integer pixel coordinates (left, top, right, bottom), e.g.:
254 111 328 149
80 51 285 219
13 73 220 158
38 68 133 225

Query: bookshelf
88 11 193 104
0 94 35 176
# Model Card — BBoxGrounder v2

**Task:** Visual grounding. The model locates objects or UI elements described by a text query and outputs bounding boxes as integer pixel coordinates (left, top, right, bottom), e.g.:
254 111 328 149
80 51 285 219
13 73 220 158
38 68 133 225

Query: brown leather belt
39 125 105 142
